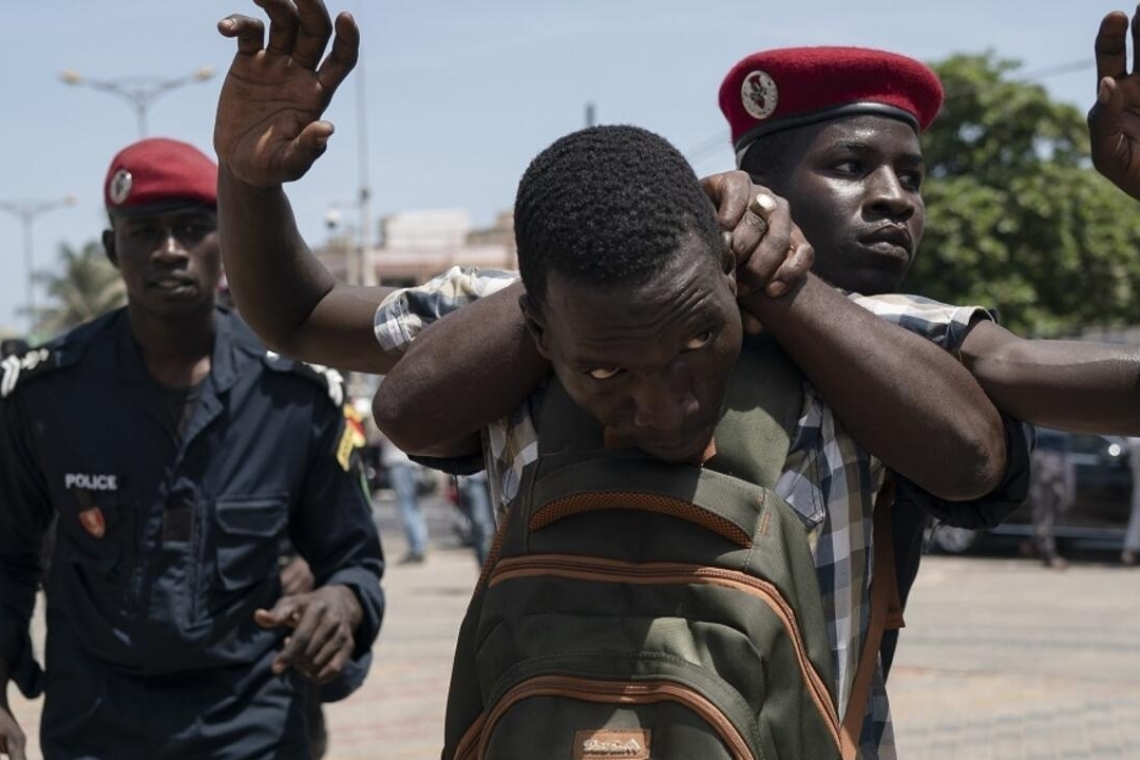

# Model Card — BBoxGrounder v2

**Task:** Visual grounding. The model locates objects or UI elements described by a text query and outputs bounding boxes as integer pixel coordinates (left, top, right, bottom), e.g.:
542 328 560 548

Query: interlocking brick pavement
8 498 1140 758
888 553 1140 758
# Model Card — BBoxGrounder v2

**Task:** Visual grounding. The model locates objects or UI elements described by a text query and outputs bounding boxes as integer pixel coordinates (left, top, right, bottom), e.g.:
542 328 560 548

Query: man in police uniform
0 138 385 760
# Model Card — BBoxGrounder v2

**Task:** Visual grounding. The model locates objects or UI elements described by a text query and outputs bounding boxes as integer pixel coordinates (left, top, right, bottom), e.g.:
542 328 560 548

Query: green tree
31 241 125 339
909 52 1140 336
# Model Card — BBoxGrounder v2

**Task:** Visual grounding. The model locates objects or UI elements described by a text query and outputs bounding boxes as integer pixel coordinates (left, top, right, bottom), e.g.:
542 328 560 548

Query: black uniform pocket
213 496 288 592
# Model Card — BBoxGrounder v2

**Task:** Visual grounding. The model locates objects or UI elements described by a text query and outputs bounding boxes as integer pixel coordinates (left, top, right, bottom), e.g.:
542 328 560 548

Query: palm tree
30 241 125 338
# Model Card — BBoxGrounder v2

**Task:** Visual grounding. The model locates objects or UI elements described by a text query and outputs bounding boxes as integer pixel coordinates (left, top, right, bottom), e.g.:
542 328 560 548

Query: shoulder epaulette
1 346 63 399
1 312 124 399
263 351 345 407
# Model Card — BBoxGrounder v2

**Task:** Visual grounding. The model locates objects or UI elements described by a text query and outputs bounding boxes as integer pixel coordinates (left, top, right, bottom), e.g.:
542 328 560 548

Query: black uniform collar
113 306 243 394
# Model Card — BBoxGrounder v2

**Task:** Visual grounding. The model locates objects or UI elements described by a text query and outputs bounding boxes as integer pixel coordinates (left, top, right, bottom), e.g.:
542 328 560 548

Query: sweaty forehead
543 253 731 355
798 114 922 156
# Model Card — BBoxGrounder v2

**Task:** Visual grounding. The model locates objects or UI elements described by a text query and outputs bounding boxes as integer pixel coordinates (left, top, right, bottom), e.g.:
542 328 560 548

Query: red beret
718 46 944 165
104 137 217 213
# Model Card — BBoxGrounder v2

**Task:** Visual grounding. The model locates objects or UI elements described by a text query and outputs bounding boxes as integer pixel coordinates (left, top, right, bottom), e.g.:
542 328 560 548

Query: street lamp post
354 33 376 287
0 196 77 332
60 66 216 139
325 204 362 286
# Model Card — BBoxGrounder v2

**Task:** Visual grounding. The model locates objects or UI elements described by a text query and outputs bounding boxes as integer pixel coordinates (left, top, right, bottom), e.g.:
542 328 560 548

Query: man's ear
102 229 119 269
519 292 552 360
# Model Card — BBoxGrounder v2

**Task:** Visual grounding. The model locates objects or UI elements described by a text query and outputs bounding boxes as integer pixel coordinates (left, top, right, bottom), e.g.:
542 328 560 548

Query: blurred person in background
380 433 429 564
1124 438 1140 566
1027 435 1074 569
453 472 495 568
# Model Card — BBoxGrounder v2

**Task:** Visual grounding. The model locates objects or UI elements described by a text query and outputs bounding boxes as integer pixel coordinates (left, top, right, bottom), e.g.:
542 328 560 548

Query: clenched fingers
701 170 754 228
768 234 814 298
273 598 325 674
735 192 793 294
308 624 354 682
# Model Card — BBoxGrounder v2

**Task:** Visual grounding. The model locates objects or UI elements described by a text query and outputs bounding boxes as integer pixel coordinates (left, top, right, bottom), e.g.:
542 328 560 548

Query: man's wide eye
587 367 622 380
685 330 715 350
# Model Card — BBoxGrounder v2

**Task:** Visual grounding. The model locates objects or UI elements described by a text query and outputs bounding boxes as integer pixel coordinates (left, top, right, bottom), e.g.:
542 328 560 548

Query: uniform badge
79 507 106 539
344 404 368 448
336 425 356 472
337 405 368 472
741 69 779 120
109 169 133 205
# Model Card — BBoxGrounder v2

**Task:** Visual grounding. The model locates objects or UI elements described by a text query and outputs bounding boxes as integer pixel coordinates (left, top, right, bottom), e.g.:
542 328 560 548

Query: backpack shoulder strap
840 479 903 760
705 333 803 488
445 503 518 760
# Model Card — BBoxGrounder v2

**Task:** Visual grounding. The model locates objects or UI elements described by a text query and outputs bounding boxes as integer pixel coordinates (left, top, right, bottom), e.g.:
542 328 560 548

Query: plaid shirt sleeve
848 292 994 351
373 266 520 353
373 266 535 512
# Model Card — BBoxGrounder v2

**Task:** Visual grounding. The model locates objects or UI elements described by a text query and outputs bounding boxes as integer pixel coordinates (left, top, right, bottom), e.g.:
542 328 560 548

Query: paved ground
8 496 1140 758
887 549 1140 759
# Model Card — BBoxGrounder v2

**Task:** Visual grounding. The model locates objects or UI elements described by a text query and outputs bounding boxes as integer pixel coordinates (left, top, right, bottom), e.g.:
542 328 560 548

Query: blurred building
317 209 517 287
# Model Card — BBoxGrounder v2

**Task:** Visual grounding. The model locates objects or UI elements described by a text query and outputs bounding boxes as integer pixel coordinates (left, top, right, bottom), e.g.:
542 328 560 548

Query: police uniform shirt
0 306 384 700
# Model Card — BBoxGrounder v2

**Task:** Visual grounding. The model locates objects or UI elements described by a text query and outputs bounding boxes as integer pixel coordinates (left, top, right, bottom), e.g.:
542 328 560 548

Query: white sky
0 0 1118 333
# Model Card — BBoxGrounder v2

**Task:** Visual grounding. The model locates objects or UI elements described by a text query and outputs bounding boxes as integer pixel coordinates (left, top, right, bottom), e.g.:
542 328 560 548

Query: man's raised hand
1089 7 1140 201
214 0 358 187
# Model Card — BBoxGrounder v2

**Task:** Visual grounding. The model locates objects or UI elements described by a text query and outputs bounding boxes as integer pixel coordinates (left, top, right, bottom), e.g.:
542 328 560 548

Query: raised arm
720 187 1007 501
373 281 550 458
214 0 395 373
743 273 1005 500
958 321 1140 435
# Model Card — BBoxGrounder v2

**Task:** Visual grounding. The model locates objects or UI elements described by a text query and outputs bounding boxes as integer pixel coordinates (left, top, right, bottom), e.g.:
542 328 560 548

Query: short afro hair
514 125 723 307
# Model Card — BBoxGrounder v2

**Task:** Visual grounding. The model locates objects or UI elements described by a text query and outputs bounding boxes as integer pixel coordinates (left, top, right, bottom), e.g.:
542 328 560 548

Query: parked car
930 429 1135 554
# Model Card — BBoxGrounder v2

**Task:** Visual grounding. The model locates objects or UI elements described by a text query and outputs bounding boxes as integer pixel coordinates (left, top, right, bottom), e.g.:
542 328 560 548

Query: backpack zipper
465 674 754 760
486 553 842 749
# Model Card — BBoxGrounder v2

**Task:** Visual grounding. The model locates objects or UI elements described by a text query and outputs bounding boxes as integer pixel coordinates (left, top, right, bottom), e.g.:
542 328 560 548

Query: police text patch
65 473 119 491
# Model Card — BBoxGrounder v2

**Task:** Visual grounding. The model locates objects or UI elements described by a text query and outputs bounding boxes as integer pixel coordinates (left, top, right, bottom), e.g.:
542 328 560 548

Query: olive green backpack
443 337 881 760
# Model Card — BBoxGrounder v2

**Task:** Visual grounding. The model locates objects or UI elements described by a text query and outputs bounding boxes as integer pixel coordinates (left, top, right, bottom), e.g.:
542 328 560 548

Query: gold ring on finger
748 192 778 219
